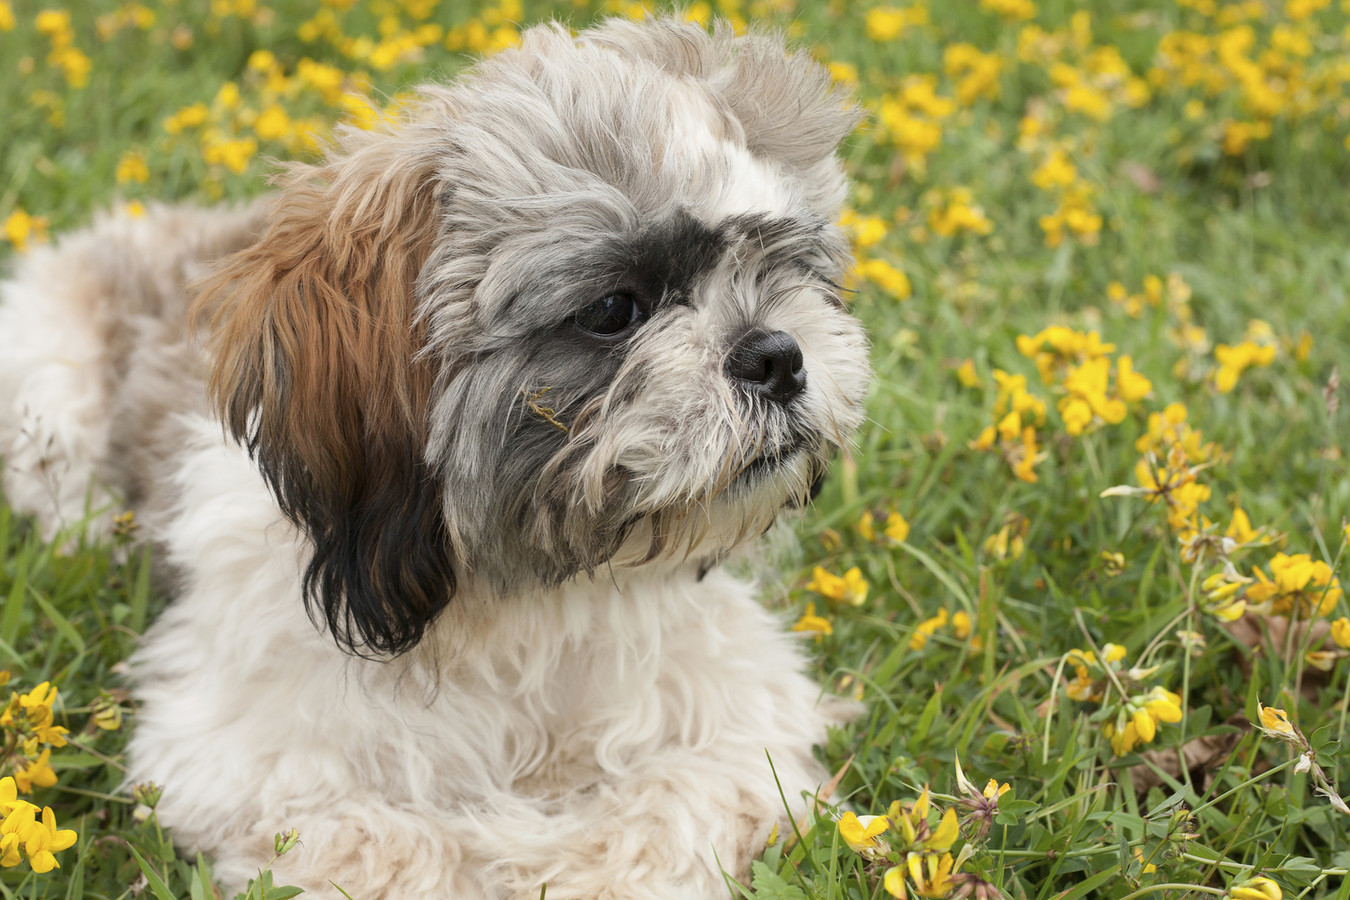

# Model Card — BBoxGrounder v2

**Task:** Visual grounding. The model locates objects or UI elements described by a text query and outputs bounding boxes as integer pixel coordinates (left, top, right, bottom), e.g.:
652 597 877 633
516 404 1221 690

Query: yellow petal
924 806 959 853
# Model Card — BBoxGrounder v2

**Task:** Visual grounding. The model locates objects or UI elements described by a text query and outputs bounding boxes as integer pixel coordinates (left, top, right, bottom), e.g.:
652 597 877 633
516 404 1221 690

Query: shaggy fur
0 17 870 899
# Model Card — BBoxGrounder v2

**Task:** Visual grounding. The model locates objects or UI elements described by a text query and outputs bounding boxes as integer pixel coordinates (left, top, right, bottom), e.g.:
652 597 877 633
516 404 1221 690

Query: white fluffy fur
0 17 866 899
122 418 843 897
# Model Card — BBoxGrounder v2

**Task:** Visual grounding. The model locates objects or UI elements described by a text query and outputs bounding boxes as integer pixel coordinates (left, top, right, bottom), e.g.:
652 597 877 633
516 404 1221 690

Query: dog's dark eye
574 293 643 338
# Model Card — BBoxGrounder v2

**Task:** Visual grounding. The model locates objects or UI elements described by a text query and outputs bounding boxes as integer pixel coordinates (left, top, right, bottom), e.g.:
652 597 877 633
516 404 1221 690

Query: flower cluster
0 678 69 794
0 675 77 873
971 370 1046 483
1063 644 1184 756
0 778 77 873
837 775 1009 899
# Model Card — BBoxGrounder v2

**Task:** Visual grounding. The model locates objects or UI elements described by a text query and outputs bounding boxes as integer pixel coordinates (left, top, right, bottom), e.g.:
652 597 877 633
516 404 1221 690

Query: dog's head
195 17 871 656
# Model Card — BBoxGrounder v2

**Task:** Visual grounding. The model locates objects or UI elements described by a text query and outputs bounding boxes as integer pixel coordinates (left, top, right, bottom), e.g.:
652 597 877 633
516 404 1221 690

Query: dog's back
0 202 261 533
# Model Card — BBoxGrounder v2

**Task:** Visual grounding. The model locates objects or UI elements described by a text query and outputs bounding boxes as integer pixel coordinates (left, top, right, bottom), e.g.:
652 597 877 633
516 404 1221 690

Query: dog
0 16 869 899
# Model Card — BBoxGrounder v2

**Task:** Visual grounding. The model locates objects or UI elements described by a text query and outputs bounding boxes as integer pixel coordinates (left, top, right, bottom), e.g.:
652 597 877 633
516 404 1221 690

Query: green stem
1189 754 1299 818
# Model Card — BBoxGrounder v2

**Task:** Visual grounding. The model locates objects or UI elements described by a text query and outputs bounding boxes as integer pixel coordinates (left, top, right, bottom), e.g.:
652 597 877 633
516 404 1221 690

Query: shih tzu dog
0 15 869 899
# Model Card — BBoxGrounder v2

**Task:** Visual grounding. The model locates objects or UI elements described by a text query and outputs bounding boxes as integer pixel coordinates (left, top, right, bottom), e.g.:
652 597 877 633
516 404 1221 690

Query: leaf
749 861 808 900
994 798 1038 826
128 843 180 900
1050 866 1118 900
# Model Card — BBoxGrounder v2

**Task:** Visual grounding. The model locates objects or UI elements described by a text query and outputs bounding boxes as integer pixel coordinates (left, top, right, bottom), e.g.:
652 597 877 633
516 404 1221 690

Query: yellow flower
858 510 877 542
839 209 888 249
1255 703 1298 741
1246 553 1341 618
865 6 925 41
955 358 981 388
1201 572 1249 622
907 851 957 898
840 568 869 605
1115 356 1152 402
1213 340 1276 393
254 105 292 141
791 603 832 639
115 150 150 184
806 566 868 606
201 135 258 175
163 102 208 134
13 749 57 793
1031 147 1077 190
884 512 910 545
1304 650 1337 672
4 209 46 252
857 258 912 300
19 807 75 873
837 811 889 855
909 608 949 650
1229 875 1283 900
828 61 858 86
1331 617 1350 650
951 610 972 640
883 865 909 899
927 187 994 237
1226 507 1261 544
980 0 1036 20
984 514 1028 561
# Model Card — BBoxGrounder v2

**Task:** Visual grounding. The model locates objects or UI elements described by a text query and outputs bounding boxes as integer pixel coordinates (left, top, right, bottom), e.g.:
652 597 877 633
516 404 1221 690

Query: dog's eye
574 293 643 338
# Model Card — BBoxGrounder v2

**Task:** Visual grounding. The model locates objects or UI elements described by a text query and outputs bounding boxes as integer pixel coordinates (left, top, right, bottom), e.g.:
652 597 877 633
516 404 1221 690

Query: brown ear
193 127 453 657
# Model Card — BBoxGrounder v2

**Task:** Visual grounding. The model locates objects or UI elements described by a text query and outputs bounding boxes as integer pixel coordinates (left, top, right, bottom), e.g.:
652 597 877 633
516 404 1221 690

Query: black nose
727 329 806 405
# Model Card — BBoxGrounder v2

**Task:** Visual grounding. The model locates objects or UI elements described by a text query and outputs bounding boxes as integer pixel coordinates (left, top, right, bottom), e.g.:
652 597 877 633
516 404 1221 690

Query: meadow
1 0 1349 897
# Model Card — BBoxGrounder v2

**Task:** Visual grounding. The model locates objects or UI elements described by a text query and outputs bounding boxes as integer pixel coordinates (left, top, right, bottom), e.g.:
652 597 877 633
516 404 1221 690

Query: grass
2 0 1350 897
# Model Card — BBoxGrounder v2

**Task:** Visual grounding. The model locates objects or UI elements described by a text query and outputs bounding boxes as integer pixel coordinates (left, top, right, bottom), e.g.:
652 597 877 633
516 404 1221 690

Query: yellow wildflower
984 513 1028 561
254 105 292 141
1115 356 1152 402
1229 875 1283 900
1255 703 1298 740
943 43 1003 105
907 851 957 898
884 512 910 545
980 0 1036 20
857 258 912 300
927 187 994 237
883 865 909 899
13 749 57 793
807 566 868 606
828 61 858 86
955 358 981 388
18 806 76 873
791 603 833 639
865 6 924 42
1331 617 1350 649
3 209 49 252
837 810 890 856
1032 147 1077 191
163 102 208 134
1213 340 1276 393
115 150 150 184
1201 571 1249 621
839 209 888 249
909 608 949 650
1246 553 1341 618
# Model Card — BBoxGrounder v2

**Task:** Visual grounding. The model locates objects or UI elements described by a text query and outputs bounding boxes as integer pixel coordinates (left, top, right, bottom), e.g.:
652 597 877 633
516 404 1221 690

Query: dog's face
195 18 870 656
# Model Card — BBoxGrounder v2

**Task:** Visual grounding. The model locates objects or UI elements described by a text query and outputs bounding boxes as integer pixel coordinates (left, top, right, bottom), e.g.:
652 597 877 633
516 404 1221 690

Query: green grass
3 0 1350 897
